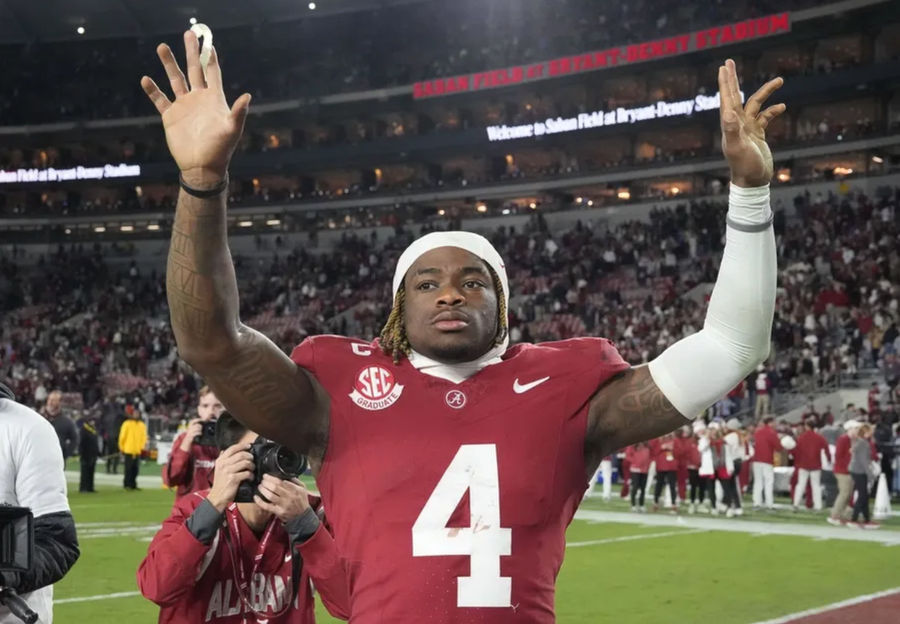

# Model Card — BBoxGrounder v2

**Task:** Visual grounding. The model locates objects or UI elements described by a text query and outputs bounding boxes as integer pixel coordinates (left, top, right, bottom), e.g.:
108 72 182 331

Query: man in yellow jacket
118 407 147 490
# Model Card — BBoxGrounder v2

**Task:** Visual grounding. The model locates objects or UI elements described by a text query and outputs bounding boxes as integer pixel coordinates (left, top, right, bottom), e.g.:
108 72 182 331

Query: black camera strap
222 504 301 618
0 382 15 401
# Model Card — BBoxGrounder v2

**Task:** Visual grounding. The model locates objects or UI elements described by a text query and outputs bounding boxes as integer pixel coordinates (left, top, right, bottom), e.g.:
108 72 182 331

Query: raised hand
254 475 312 524
718 59 786 188
140 31 251 188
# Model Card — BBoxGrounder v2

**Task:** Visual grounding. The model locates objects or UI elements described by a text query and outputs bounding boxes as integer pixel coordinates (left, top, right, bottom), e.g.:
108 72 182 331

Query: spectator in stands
753 365 771 418
752 417 783 511
849 424 878 528
626 443 651 513
76 411 100 493
42 390 78 463
651 433 678 511
163 386 225 503
724 419 746 516
118 408 147 491
790 419 831 511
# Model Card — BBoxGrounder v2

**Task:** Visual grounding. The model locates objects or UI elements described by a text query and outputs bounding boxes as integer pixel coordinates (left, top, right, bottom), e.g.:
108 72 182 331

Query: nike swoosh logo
513 376 550 394
284 553 292 563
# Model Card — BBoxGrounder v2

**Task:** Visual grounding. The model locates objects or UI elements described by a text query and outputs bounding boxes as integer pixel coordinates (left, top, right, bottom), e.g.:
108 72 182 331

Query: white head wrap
392 231 510 381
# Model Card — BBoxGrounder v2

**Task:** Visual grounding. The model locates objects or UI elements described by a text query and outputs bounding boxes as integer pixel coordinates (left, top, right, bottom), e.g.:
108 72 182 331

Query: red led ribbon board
413 12 790 99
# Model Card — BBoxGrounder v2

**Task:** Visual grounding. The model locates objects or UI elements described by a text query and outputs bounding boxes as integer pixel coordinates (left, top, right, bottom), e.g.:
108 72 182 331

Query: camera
0 506 37 623
235 438 307 503
193 420 218 447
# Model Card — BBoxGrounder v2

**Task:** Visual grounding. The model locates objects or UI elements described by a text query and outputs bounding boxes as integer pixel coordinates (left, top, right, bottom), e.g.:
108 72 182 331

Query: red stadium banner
413 12 791 99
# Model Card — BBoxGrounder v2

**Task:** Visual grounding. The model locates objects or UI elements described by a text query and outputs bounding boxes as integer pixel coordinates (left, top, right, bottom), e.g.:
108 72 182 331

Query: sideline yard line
54 591 141 605
65 471 164 487
76 521 151 528
748 587 900 624
574 510 900 545
567 528 706 548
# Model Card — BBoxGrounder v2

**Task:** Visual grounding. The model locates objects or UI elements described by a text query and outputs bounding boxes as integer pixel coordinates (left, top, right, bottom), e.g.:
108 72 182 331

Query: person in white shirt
0 383 80 623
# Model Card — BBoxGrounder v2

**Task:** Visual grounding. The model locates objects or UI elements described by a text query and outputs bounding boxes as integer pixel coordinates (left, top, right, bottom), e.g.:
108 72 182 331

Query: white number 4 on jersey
412 444 512 607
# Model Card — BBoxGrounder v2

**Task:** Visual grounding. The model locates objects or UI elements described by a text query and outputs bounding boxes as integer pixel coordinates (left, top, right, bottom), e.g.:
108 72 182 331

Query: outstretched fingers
140 76 171 114
205 46 223 91
725 59 743 113
157 43 188 97
183 30 207 90
745 76 784 118
757 103 787 130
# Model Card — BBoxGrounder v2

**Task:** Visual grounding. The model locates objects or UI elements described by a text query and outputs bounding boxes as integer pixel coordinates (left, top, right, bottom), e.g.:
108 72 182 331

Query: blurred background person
651 433 678 511
686 422 704 514
752 416 783 511
849 424 879 528
119 407 148 491
163 386 225 503
626 443 651 512
828 420 859 526
791 418 831 512
42 390 78 467
76 410 100 494
724 419 746 516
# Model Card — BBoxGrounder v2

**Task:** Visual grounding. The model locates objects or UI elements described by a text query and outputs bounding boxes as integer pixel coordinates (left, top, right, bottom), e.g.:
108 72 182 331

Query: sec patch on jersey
349 364 405 410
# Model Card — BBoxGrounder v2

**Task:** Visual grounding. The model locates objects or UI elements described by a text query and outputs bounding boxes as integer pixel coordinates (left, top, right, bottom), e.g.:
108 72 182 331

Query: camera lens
273 447 305 477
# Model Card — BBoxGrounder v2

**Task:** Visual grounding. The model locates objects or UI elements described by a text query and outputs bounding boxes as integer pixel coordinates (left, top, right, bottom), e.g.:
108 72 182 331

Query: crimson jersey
291 335 629 622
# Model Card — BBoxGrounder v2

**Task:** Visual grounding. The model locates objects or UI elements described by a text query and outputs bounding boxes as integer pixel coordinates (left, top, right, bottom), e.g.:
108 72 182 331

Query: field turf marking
748 587 900 624
54 591 141 604
567 528 706 548
574 510 900 545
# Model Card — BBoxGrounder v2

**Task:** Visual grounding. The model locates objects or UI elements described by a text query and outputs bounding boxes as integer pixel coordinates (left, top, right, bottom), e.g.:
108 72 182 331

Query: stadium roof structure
0 0 425 44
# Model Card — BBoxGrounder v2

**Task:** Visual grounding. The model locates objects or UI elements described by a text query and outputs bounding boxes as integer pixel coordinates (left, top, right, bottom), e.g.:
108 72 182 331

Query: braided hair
380 264 508 363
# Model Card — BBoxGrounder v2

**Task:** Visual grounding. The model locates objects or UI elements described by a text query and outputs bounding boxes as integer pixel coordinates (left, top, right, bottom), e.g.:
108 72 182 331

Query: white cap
843 419 861 431
392 231 510 356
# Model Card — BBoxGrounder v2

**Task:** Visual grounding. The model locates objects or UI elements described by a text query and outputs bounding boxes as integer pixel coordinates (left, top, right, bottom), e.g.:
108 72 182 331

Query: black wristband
179 172 229 198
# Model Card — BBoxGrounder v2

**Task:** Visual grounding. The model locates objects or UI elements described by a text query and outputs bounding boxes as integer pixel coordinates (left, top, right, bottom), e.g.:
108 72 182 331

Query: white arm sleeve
648 184 776 419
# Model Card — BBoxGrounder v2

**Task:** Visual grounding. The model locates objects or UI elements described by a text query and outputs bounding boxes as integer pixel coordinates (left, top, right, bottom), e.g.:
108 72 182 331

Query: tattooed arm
142 32 329 458
584 367 688 476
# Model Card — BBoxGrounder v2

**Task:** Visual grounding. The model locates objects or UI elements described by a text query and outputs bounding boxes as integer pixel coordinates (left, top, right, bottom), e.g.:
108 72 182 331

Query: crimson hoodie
626 445 651 473
138 490 350 623
833 435 851 475
164 432 221 501
752 425 782 464
791 430 832 470
653 439 679 471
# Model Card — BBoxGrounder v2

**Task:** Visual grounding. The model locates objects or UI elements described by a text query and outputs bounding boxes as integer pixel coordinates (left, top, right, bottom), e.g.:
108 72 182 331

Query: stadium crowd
2 184 898 430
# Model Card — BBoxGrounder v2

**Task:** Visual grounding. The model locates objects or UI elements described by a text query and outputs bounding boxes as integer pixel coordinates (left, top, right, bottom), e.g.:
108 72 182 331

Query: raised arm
141 32 329 458
585 60 783 470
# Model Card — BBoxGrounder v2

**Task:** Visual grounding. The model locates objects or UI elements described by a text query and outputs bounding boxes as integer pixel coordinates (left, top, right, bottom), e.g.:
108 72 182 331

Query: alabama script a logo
349 365 405 410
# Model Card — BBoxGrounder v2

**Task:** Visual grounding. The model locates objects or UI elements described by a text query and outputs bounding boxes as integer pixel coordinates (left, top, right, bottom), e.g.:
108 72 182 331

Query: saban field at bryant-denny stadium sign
413 12 791 99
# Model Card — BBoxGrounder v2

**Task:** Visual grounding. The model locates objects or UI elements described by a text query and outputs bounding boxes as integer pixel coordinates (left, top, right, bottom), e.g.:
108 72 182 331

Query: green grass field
55 469 900 623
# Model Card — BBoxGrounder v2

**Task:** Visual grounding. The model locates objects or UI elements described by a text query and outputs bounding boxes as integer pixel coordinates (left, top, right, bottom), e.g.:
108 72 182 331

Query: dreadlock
380 264 508 364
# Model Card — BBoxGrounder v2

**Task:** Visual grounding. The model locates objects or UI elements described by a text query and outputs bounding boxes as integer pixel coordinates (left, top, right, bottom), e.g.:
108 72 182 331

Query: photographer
0 383 80 623
164 387 225 502
137 414 349 623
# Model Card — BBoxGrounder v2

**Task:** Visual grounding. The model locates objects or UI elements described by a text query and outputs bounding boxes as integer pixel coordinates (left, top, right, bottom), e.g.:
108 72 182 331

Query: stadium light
64 228 71 235
76 26 85 35
120 225 134 232
93 226 105 232
147 224 160 231
617 189 631 200
476 203 487 213
587 200 594 207
502 208 511 215
575 197 583 204
266 219 281 226
670 186 681 195
189 17 198 25
438 209 445 216
238 220 253 227
308 2 316 9
872 156 883 164
529 202 536 209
